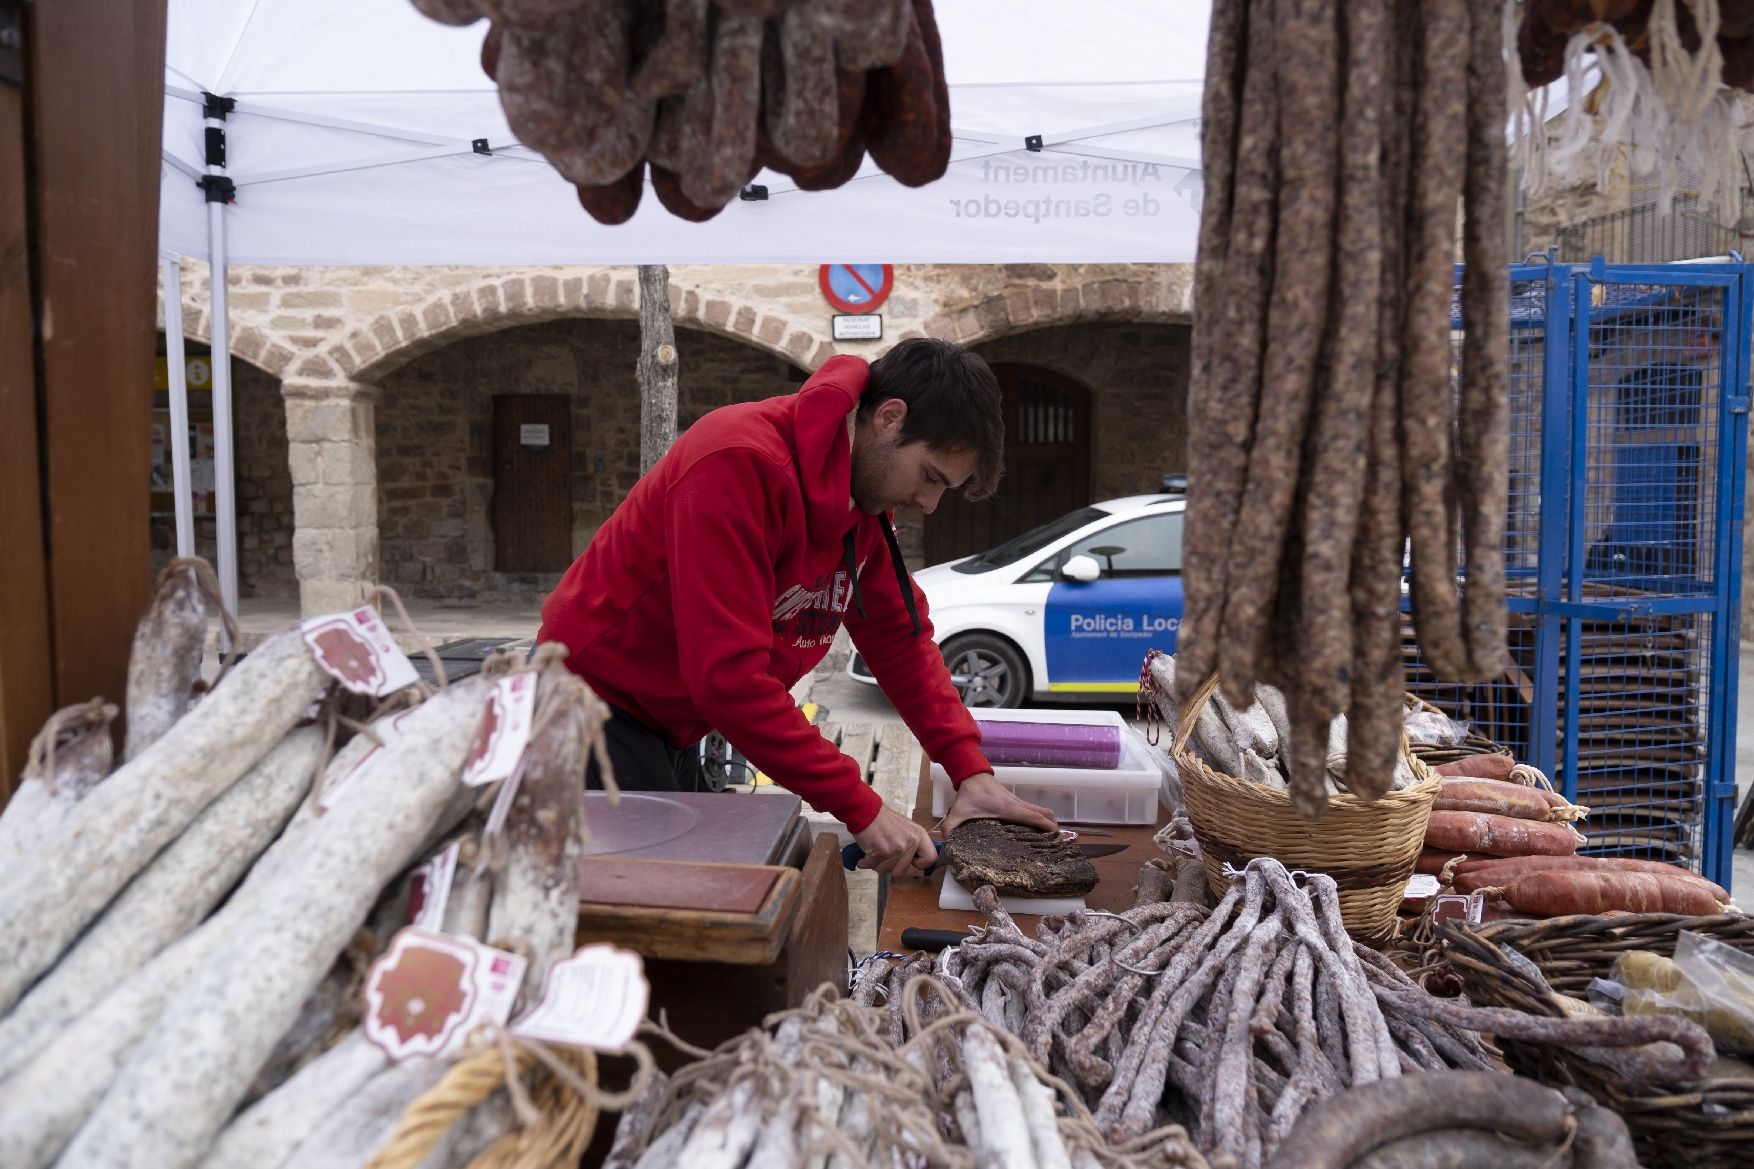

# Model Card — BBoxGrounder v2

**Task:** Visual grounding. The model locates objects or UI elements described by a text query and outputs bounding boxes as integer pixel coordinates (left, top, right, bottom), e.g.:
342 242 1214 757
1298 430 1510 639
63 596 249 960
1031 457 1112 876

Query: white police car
849 491 1185 707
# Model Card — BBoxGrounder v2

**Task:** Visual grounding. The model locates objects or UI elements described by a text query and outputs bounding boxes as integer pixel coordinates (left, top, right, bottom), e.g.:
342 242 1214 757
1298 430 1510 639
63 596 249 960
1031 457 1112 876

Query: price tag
510 945 649 1051
1402 873 1441 901
363 928 527 1062
301 607 420 697
406 841 462 933
1431 892 1485 926
461 672 538 788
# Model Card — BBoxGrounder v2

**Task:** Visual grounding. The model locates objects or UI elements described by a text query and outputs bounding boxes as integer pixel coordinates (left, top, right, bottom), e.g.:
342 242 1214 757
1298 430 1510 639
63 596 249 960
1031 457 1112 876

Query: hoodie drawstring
841 531 867 622
880 515 923 637
842 520 923 637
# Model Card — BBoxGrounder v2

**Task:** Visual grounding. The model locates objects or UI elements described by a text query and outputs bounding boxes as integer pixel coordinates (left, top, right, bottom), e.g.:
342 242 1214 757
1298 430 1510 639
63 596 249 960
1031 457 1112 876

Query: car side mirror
1061 554 1102 583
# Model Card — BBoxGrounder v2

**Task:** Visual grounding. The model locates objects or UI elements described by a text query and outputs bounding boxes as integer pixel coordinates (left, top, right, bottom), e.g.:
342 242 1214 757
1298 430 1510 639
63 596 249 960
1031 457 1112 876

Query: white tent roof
161 0 1211 266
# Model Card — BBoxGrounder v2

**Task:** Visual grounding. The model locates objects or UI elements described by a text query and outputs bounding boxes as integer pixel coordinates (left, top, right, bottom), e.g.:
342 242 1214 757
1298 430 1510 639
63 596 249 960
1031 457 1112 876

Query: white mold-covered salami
0 726 321 1083
56 675 492 1169
123 560 209 763
483 669 592 995
0 697 117 862
0 629 326 1014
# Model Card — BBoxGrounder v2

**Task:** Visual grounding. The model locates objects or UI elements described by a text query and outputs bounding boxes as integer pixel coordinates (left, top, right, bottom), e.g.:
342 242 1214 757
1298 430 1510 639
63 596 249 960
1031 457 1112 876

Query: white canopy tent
160 0 1211 267
158 0 1213 616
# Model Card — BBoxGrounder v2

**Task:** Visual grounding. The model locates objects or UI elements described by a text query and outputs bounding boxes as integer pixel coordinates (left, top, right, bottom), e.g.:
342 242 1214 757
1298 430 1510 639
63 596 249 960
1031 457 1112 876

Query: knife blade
1076 843 1129 859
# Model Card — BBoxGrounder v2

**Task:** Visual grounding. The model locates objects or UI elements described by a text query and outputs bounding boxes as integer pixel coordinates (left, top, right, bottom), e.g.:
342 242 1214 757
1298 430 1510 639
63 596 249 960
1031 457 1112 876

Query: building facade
158 263 1194 613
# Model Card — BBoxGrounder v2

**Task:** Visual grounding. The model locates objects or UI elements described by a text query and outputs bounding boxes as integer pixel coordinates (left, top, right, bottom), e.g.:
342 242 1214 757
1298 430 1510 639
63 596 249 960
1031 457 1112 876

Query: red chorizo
1423 810 1582 857
1484 869 1726 917
574 160 645 226
1415 849 1466 876
1435 778 1585 822
409 0 481 26
1434 752 1515 781
630 0 706 101
861 0 950 187
1452 854 1730 902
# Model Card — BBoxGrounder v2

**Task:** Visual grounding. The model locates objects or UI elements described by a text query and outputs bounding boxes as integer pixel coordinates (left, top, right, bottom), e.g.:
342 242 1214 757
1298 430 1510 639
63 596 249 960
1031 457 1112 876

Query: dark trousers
585 703 705 793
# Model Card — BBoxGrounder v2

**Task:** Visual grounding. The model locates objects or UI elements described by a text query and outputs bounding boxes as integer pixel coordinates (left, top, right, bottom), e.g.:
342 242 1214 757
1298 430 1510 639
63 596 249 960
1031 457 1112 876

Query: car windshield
952 506 1109 572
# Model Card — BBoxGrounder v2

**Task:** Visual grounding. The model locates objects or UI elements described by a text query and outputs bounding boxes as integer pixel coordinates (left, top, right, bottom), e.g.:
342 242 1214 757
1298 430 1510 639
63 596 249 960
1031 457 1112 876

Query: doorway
923 363 1091 566
491 394 573 572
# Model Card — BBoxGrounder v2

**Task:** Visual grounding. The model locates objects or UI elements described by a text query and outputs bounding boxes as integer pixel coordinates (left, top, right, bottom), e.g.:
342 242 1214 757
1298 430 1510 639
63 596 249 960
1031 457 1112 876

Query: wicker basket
1402 694 1517 768
1172 674 1440 942
1440 913 1754 1169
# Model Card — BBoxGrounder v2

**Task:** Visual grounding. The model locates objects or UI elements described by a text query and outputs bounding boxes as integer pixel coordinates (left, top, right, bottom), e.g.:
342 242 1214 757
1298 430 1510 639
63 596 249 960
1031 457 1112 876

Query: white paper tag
363 928 527 1062
319 708 418 812
460 672 537 788
301 607 421 697
1403 873 1441 900
510 945 649 1051
406 841 462 933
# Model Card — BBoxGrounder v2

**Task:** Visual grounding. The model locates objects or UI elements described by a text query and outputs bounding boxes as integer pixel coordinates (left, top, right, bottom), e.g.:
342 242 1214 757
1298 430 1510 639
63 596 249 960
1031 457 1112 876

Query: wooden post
0 13 53 799
637 264 679 477
0 0 168 795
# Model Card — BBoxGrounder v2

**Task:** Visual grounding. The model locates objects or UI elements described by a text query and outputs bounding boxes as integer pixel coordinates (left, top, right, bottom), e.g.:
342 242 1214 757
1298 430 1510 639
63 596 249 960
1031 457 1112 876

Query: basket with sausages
1419 748 1735 918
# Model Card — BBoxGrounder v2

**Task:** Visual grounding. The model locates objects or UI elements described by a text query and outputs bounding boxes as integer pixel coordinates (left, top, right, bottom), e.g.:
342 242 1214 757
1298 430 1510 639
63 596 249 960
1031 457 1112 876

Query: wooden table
876 758 1170 950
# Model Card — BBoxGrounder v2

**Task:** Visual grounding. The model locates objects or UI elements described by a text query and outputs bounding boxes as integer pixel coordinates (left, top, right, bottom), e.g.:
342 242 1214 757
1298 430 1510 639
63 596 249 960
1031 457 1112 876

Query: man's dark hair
859 338 1005 502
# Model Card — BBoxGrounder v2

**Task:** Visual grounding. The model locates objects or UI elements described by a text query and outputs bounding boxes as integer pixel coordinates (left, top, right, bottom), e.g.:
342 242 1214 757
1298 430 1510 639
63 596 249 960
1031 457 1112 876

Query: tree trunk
637 264 680 476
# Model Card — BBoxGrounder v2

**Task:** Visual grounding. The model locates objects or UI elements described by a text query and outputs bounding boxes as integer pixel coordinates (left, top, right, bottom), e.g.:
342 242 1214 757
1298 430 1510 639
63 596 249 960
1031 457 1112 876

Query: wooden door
923 363 1091 566
492 395 574 572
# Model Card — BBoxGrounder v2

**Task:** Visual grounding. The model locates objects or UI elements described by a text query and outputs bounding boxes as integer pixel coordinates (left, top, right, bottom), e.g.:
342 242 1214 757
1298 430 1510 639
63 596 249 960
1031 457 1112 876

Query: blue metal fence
1404 259 1751 890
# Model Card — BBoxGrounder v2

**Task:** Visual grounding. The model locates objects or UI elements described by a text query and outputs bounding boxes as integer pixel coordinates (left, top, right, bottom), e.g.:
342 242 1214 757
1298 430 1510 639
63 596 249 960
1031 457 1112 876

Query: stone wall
971 320 1190 499
234 362 297 596
158 261 1194 613
147 354 295 599
375 317 804 600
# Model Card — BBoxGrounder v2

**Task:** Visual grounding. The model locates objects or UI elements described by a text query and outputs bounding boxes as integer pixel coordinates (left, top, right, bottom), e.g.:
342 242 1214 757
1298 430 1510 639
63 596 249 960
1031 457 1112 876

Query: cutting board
578 857 801 964
582 790 801 865
938 872 1086 916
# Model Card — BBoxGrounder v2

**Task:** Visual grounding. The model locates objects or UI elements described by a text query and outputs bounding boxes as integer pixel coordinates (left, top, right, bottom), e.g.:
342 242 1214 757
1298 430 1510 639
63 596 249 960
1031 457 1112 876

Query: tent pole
205 148 239 642
160 254 196 558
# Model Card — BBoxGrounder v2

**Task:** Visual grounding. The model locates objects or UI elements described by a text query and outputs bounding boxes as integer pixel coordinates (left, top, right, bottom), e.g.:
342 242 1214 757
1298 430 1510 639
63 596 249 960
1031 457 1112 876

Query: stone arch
904 271 1193 350
278 272 839 387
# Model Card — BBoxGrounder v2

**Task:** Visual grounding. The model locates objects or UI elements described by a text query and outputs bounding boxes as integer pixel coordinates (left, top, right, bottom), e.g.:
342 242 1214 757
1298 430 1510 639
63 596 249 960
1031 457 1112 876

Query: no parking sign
818 264 893 314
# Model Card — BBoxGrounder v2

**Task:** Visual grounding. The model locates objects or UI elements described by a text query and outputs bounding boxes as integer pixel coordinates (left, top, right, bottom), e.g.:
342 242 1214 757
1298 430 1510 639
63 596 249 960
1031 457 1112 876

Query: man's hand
851 806 939 877
939 773 1057 837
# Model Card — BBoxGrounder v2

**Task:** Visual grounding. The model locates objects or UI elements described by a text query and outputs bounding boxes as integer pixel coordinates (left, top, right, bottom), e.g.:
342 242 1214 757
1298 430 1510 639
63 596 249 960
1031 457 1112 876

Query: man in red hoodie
539 338 1056 876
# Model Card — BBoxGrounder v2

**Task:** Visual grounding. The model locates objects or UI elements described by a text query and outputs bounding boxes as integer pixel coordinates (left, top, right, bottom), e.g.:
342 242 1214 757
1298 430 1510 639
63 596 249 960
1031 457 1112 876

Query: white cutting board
938 872 1087 916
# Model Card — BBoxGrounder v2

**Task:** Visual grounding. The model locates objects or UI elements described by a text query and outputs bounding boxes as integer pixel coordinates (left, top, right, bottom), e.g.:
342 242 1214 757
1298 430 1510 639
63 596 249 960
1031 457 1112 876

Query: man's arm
845 535 1054 835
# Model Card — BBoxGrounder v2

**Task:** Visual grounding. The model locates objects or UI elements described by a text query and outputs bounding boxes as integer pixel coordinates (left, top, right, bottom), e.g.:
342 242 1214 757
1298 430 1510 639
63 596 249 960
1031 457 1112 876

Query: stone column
282 377 380 616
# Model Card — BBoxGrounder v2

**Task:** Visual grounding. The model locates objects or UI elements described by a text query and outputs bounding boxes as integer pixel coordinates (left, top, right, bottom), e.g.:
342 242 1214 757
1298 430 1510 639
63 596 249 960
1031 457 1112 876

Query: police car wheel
942 634 1027 709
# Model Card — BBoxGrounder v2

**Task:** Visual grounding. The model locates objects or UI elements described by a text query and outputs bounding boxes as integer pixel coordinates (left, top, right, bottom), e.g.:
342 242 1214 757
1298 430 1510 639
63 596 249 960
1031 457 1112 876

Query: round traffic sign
818 264 893 314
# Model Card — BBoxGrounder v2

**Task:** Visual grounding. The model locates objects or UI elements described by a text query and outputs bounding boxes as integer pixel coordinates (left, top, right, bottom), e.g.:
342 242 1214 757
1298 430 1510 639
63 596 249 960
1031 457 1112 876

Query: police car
849 489 1185 707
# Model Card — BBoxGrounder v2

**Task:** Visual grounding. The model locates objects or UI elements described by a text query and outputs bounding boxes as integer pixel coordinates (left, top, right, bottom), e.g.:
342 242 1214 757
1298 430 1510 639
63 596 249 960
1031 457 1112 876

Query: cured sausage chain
882 856 1705 1168
413 0 953 223
1175 0 1512 816
0 561 618 1169
606 982 1210 1169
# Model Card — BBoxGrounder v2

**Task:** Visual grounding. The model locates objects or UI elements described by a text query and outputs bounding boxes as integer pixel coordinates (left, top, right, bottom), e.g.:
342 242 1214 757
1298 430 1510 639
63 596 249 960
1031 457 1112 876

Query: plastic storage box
931 709 1164 825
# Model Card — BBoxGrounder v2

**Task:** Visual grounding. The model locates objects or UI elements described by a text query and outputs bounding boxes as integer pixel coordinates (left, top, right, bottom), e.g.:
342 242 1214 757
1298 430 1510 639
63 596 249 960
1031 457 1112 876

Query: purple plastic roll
977 721 1124 769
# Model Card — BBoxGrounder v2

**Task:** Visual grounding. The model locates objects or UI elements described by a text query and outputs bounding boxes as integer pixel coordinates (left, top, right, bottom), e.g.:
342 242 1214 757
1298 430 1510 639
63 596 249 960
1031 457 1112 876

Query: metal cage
1403 258 1751 890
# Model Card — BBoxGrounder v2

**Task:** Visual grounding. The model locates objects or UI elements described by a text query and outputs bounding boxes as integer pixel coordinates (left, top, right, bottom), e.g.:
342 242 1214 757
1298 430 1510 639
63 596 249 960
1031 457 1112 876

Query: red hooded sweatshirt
538 355 990 832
